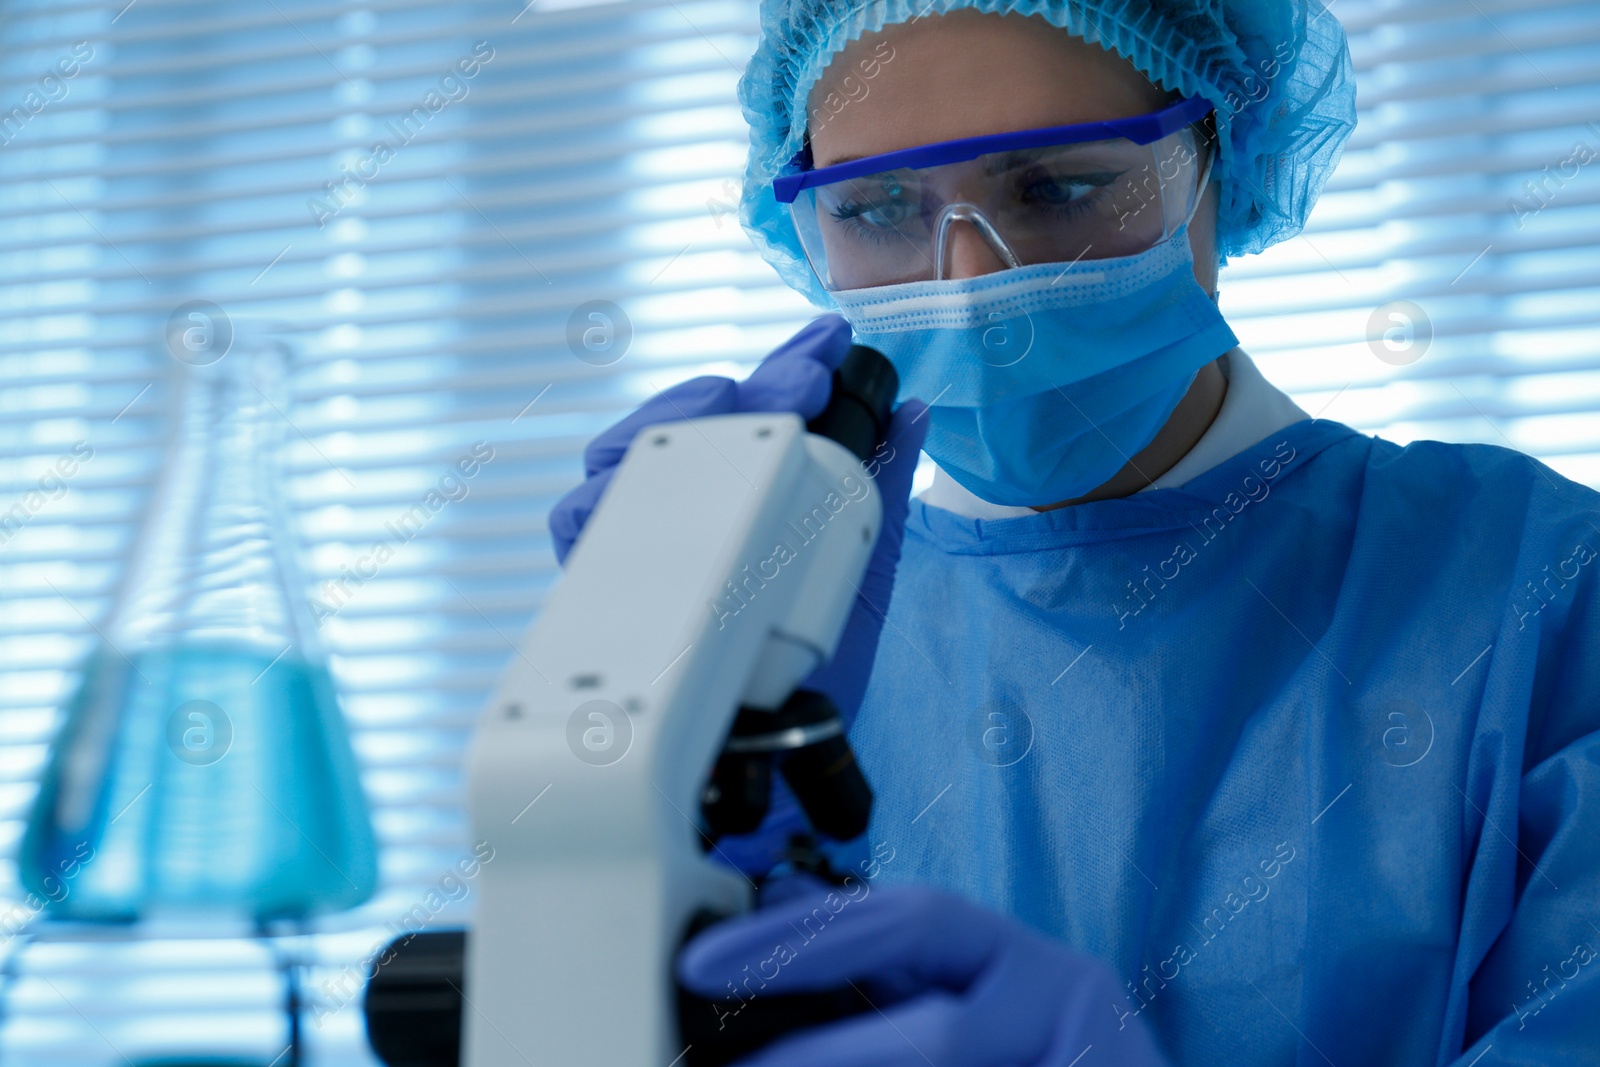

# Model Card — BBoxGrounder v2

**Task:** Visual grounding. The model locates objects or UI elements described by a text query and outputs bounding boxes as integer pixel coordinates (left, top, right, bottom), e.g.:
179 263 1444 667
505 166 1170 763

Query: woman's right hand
549 315 865 564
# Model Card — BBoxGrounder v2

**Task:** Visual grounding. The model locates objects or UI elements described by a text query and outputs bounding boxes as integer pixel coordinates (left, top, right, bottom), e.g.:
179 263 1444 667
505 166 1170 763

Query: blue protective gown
849 417 1600 1066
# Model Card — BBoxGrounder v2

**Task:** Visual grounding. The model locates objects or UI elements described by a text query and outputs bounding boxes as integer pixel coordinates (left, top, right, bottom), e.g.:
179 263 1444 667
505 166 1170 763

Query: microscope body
461 409 882 1067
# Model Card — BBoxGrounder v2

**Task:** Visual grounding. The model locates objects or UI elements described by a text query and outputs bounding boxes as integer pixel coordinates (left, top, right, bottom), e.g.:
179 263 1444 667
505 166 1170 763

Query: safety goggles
773 96 1215 291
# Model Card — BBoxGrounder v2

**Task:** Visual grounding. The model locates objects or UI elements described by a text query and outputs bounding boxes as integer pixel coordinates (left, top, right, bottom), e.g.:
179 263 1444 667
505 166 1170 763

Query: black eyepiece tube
805 344 898 463
771 690 873 843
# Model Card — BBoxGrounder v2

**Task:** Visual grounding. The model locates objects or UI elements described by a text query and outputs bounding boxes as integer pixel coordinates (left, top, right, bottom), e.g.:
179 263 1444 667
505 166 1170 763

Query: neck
1031 353 1230 511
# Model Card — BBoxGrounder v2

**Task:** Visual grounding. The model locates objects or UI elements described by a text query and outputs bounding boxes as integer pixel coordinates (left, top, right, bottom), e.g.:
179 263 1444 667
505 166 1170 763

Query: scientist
551 2 1600 1064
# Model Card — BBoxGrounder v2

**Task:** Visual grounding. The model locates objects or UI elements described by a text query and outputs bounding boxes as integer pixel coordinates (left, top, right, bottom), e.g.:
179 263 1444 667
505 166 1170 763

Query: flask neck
109 347 315 656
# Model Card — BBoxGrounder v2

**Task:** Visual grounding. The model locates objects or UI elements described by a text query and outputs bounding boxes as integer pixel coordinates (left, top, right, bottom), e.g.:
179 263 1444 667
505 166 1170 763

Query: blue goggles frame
772 95 1213 205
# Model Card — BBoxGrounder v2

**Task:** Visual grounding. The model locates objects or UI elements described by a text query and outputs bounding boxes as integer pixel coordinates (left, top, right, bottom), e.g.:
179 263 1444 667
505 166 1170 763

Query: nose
943 223 1012 280
931 203 1021 281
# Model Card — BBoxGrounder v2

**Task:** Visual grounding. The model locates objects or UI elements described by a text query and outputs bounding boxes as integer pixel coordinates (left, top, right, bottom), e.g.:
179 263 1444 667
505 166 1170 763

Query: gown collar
908 418 1363 554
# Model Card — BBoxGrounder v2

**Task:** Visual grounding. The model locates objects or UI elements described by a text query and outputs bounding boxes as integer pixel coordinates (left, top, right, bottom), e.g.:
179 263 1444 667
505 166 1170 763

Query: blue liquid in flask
20 336 377 921
22 643 376 920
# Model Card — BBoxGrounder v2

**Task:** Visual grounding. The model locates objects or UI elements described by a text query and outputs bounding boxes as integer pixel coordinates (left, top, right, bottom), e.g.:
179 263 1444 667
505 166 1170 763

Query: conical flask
20 326 378 922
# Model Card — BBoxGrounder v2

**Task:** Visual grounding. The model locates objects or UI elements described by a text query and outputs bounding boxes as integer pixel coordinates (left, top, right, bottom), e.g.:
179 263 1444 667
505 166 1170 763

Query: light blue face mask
831 224 1239 507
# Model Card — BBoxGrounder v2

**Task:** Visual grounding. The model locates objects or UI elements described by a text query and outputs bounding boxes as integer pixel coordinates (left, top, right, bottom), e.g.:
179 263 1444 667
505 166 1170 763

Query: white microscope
364 345 900 1067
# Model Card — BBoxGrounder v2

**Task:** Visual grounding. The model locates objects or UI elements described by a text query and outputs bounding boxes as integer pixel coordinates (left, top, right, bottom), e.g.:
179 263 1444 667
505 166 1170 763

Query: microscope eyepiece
805 343 898 464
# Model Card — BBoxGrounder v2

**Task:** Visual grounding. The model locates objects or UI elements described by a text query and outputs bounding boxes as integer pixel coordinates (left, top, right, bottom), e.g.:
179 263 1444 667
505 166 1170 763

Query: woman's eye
1026 177 1095 204
833 194 912 229
1019 169 1121 206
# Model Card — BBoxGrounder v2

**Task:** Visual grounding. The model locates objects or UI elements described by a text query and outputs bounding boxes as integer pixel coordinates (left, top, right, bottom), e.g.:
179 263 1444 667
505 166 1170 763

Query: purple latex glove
550 315 858 562
678 880 1171 1067
548 316 929 873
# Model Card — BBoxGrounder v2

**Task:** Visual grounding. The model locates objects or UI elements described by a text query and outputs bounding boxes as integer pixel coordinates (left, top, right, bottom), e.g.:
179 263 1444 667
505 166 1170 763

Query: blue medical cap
738 0 1358 307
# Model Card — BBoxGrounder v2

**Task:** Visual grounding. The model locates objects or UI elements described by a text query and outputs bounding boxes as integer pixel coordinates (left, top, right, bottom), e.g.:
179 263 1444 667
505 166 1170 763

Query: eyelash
829 200 910 244
1018 170 1123 211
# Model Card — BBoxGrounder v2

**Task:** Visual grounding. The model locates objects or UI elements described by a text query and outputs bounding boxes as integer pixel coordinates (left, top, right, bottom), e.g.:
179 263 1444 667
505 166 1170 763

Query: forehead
808 11 1171 168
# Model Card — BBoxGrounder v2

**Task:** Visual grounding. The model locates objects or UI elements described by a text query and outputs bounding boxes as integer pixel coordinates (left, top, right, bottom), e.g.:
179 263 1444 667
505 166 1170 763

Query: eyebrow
982 145 1103 176
821 139 1103 173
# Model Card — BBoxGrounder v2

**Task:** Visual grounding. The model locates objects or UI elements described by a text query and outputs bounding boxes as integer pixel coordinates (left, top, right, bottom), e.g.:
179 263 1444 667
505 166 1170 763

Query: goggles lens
787 126 1210 291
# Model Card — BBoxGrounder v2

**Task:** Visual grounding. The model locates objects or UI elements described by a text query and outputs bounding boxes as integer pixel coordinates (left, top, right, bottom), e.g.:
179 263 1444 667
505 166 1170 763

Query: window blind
1223 0 1600 485
0 0 1595 1062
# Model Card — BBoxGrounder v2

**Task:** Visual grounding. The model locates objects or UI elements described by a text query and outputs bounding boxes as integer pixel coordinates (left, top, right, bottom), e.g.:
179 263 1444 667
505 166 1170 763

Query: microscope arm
461 410 881 1067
